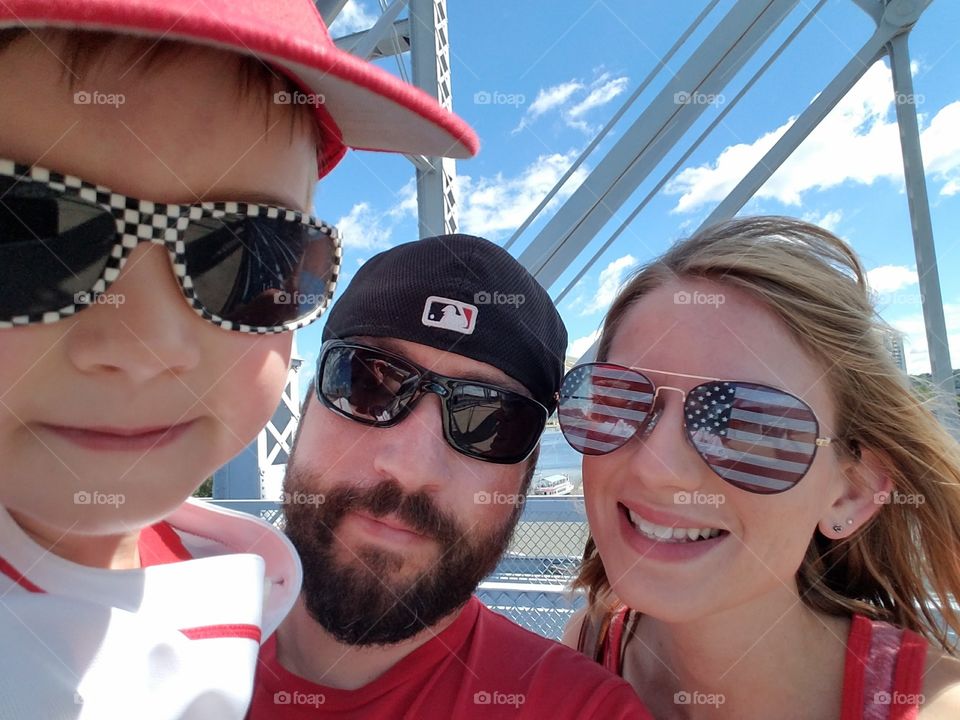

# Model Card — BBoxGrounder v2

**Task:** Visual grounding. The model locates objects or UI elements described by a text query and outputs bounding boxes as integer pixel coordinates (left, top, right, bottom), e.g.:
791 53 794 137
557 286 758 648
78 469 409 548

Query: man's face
0 33 315 537
284 337 535 645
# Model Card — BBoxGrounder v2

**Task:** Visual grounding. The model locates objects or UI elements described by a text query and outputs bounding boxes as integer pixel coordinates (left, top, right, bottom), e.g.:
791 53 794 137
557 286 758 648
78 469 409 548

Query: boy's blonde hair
575 215 960 652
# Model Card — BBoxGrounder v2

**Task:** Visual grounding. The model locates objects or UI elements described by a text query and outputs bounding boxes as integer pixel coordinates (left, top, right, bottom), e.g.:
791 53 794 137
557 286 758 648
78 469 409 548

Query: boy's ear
818 446 893 539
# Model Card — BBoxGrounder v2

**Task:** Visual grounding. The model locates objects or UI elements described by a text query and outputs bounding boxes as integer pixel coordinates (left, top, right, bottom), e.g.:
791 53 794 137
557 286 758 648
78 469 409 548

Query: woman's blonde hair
573 215 960 652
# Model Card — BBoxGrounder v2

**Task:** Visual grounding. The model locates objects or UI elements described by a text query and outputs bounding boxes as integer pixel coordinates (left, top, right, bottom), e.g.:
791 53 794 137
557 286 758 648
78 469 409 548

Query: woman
558 216 960 719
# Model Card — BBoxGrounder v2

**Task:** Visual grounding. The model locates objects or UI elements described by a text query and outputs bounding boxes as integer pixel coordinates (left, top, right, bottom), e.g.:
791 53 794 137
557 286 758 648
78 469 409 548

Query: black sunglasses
316 341 548 464
558 362 833 494
0 158 340 333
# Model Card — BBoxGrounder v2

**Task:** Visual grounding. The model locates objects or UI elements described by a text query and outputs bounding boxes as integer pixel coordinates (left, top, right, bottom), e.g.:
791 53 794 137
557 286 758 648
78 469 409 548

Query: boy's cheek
202 332 294 450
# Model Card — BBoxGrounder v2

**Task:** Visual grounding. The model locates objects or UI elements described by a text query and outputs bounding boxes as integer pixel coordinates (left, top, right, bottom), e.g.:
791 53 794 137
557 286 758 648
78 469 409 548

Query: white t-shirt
0 498 301 719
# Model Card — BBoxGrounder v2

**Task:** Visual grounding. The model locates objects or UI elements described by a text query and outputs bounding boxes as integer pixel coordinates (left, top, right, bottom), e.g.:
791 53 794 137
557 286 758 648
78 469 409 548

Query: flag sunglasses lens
317 343 546 464
557 363 821 494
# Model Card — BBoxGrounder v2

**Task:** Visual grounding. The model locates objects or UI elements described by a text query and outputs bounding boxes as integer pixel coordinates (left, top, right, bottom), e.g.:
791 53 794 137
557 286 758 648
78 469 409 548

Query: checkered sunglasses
0 158 341 333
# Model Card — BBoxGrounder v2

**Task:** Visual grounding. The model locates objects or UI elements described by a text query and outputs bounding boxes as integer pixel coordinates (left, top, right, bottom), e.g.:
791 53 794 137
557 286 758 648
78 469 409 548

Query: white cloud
457 150 589 238
665 62 960 213
513 72 628 134
529 81 584 119
335 202 396 251
568 330 601 360
581 254 637 316
802 209 843 232
568 75 630 119
867 264 918 293
328 0 377 37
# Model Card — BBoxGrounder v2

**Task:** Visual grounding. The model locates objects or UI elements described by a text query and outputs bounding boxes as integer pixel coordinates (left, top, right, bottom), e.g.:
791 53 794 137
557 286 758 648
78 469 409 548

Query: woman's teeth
627 508 722 543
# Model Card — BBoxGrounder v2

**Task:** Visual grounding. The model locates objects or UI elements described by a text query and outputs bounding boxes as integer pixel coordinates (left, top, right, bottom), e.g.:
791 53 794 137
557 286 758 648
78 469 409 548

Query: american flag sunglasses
558 362 833 494
0 158 341 333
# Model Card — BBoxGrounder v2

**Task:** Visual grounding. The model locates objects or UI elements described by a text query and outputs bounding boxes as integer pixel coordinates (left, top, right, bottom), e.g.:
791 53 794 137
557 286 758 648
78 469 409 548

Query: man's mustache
286 475 463 548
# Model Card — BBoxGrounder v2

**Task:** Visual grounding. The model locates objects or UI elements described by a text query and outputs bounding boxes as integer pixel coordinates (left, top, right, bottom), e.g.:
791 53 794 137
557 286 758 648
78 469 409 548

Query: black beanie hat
321 234 568 410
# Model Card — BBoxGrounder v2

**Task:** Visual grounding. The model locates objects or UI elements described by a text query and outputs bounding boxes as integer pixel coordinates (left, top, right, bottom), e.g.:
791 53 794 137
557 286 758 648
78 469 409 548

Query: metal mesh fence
209 496 589 641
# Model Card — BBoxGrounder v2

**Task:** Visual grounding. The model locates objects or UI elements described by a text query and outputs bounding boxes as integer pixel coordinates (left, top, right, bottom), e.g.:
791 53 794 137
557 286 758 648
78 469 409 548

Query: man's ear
818 447 893 540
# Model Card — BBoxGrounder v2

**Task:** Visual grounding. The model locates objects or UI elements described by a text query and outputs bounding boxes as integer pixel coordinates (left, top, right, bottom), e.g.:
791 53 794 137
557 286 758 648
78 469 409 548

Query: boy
0 1 477 718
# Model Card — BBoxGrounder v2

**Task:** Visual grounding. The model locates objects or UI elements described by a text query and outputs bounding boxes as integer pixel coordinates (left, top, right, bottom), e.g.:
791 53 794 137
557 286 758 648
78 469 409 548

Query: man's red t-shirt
248 596 651 719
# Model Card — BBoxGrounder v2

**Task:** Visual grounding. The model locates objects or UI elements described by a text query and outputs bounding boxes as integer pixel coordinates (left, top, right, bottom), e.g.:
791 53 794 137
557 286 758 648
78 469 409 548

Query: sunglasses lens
319 344 418 423
183 214 337 330
684 381 820 494
446 385 546 464
558 363 655 455
0 178 115 321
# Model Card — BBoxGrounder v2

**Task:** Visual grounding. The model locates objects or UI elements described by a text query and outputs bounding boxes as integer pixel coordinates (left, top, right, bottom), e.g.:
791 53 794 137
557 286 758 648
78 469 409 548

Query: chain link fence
208 496 588 641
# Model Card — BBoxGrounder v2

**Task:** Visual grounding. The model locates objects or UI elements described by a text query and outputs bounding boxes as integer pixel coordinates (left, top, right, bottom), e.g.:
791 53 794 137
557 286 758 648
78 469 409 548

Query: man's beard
283 467 522 646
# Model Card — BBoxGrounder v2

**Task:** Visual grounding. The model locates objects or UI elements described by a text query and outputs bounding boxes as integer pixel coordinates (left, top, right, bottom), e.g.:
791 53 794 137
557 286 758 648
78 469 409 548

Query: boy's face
0 35 316 536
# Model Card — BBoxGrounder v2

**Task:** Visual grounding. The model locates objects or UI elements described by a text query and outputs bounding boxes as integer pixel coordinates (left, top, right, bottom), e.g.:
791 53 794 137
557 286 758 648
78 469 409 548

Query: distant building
881 328 907 373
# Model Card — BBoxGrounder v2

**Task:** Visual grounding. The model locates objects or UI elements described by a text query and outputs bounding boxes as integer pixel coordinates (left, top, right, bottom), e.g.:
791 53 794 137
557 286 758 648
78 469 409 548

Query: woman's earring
832 519 854 534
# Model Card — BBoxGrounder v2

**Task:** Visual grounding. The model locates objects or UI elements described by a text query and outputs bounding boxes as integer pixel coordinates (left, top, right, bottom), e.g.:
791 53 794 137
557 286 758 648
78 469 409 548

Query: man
249 234 652 719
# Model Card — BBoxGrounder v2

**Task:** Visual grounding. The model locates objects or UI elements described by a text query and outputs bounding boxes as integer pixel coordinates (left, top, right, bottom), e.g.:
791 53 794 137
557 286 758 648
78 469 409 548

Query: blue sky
295 0 960 392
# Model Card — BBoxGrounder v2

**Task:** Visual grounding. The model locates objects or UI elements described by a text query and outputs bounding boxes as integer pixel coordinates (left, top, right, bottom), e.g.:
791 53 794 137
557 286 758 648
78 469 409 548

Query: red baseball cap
0 0 480 177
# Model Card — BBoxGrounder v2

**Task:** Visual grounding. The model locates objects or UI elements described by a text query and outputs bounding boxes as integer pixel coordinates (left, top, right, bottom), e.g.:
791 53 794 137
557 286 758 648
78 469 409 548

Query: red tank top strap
602 606 631 676
841 614 927 720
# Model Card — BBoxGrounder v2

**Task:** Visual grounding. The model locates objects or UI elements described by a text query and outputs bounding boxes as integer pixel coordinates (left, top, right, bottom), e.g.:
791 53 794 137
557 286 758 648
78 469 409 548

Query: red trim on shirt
138 521 193 567
889 627 927 720
0 555 45 593
180 623 262 642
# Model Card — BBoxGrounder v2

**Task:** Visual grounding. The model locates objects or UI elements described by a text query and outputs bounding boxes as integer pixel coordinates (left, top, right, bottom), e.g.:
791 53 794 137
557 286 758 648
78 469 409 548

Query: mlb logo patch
421 296 478 335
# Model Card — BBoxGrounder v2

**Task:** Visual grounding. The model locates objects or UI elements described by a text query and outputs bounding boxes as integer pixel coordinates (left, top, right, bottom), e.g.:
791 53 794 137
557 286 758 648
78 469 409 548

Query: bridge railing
206 496 588 640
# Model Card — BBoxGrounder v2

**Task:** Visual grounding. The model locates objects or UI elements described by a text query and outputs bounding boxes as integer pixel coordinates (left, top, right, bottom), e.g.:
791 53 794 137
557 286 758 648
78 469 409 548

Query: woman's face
582 278 848 622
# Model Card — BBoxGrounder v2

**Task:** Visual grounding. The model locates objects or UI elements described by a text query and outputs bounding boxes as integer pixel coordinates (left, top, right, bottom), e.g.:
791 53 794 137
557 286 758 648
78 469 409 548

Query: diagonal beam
517 0 801 287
